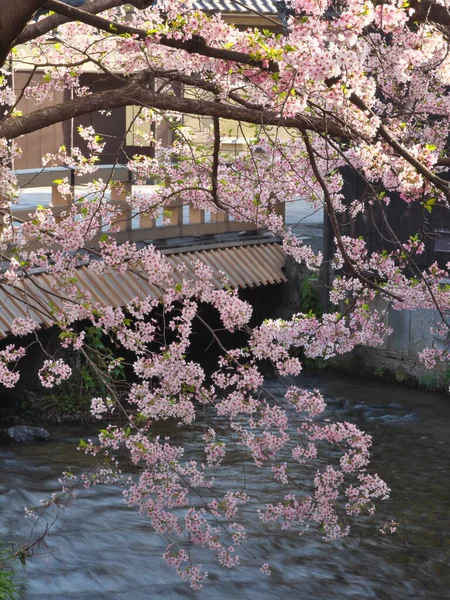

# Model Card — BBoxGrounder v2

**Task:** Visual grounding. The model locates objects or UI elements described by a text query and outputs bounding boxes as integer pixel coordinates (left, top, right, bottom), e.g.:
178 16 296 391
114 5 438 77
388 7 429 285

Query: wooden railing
13 165 285 245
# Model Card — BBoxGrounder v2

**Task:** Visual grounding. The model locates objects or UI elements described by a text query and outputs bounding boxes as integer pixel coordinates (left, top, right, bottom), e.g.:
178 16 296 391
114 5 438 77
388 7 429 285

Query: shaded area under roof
0 243 286 338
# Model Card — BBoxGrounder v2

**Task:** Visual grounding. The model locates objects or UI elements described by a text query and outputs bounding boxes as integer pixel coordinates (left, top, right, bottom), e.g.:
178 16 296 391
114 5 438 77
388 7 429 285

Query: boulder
4 426 50 443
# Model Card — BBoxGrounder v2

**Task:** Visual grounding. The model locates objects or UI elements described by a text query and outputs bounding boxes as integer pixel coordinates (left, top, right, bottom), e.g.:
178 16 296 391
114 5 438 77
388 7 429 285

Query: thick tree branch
43 0 154 38
409 0 450 27
16 0 125 45
18 0 279 73
0 78 344 140
0 0 47 68
146 69 267 112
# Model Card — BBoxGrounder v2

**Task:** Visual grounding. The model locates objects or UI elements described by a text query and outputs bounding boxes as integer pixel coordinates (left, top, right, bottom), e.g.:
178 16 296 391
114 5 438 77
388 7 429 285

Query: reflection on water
1 372 450 599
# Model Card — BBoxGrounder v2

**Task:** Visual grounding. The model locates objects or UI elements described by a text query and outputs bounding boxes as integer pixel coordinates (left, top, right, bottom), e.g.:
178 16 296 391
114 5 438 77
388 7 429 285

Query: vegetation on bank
2 327 126 424
0 543 20 600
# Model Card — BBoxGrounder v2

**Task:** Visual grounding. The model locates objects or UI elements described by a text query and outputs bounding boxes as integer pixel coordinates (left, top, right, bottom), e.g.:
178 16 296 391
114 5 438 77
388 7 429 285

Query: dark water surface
1 372 450 599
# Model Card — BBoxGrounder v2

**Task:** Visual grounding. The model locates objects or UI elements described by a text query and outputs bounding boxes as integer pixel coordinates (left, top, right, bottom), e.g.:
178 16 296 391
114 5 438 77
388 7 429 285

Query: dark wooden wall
13 71 169 171
339 167 450 269
14 71 69 170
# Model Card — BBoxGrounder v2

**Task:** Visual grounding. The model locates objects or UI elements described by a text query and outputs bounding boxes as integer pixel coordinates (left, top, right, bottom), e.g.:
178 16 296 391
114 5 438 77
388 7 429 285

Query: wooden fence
13 165 285 246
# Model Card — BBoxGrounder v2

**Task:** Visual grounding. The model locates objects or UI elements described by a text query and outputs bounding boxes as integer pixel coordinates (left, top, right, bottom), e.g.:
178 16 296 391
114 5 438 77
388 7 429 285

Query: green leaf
424 197 436 213
59 332 70 340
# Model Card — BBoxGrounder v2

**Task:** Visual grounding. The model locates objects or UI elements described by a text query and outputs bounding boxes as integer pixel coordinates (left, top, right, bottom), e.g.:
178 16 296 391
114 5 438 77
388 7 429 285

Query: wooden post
274 202 285 223
322 210 333 314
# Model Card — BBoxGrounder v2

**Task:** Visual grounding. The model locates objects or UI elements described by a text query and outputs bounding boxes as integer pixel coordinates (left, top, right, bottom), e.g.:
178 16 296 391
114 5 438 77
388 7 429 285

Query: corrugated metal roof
0 243 286 338
194 1 277 13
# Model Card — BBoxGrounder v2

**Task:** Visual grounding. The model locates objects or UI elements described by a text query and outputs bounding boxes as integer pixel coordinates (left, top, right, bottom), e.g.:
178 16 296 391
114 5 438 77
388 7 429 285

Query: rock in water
6 426 50 442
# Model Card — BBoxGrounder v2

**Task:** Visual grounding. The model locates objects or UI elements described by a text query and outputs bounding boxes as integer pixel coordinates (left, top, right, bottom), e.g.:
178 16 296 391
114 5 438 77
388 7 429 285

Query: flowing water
1 372 450 600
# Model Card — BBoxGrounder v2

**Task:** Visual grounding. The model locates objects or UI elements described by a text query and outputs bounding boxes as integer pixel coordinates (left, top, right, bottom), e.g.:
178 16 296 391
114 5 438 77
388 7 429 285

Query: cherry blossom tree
1 0 449 588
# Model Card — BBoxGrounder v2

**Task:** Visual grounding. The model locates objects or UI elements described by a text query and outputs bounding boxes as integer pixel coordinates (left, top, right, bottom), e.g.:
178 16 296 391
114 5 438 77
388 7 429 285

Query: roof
0 242 286 337
195 0 277 14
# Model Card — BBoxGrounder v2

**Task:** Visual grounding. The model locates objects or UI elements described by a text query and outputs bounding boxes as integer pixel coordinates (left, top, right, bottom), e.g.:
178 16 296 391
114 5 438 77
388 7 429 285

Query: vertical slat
274 202 285 223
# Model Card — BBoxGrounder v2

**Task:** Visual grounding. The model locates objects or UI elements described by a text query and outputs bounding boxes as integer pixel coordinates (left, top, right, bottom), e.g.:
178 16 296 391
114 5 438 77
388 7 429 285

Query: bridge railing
13 165 285 245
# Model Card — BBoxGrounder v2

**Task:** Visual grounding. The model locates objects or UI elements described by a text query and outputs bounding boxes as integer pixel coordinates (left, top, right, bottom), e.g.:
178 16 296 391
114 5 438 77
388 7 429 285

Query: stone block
387 309 411 355
408 308 436 354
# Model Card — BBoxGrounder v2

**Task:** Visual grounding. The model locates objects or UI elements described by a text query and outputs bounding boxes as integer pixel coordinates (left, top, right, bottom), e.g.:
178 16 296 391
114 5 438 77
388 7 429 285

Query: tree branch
18 0 279 73
16 0 125 45
349 92 450 196
0 77 344 140
0 0 48 68
409 0 450 27
212 115 221 206
300 129 403 301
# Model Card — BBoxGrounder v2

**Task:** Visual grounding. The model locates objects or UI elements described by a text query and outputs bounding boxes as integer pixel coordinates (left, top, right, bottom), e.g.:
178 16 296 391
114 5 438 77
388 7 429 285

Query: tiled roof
194 1 278 14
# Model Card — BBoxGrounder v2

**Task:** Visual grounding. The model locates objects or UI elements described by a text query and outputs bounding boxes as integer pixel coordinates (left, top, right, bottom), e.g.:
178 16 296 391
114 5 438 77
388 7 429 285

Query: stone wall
333 304 450 390
278 259 450 390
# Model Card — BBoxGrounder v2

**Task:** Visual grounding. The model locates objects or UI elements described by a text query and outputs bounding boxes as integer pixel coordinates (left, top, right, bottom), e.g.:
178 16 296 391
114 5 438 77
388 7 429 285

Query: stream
1 372 450 599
